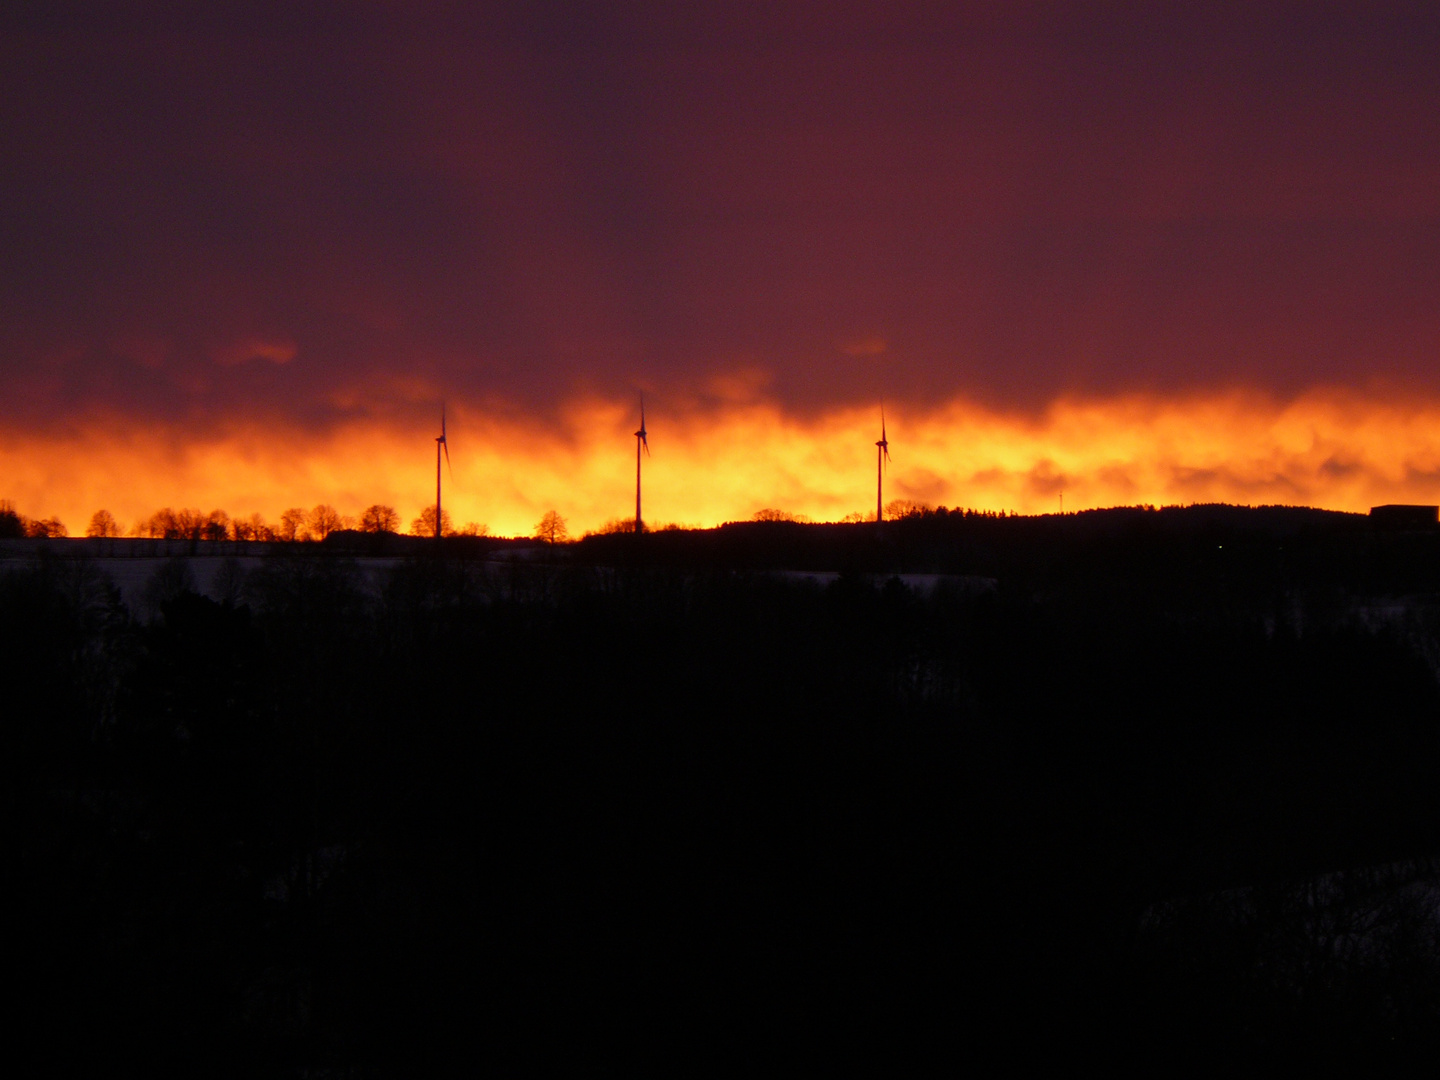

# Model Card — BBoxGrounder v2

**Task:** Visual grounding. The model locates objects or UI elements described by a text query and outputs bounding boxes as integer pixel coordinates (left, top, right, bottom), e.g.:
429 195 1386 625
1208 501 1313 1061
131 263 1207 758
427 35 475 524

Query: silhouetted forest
8 505 1440 1070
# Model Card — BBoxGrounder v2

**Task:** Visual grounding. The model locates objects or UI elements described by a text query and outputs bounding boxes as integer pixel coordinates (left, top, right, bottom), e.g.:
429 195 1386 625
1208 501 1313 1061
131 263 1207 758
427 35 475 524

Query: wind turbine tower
876 405 891 522
435 405 450 540
634 396 650 533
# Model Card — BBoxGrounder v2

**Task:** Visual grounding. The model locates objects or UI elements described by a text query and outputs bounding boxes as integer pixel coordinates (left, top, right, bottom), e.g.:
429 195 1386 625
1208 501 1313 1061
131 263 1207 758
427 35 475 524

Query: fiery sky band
4 389 1438 537
3 5 1439 510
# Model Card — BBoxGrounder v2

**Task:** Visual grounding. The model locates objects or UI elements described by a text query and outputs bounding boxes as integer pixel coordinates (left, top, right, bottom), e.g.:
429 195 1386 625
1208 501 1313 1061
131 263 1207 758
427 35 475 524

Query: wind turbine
634 395 650 533
875 404 891 522
435 405 451 540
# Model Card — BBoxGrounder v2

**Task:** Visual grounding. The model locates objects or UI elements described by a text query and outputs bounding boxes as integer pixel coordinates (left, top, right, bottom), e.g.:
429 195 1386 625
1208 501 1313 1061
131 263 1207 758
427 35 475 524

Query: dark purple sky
4 1 1439 435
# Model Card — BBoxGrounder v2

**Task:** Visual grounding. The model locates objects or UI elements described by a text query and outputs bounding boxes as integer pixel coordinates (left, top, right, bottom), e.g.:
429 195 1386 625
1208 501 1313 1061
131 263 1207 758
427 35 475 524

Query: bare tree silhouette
587 517 642 536
884 499 931 520
278 508 307 542
136 508 172 538
359 504 401 534
534 510 569 545
26 516 68 538
752 508 811 523
175 509 205 540
140 556 197 616
0 500 23 538
86 510 122 538
308 504 344 541
138 507 208 540
229 513 273 541
213 557 248 606
202 510 230 542
409 505 453 537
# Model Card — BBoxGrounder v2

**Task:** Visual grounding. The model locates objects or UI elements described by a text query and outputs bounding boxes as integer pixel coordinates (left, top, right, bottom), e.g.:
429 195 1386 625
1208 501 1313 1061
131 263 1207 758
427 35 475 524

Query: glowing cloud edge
3 388 1438 538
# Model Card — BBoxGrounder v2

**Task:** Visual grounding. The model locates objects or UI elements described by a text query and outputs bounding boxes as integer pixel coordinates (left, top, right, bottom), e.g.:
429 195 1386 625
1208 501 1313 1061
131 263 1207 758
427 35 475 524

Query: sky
4 1 1440 535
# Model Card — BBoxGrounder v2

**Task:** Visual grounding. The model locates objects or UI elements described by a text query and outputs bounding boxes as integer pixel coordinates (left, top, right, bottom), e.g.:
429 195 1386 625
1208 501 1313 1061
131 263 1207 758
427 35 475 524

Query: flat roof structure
1369 504 1439 529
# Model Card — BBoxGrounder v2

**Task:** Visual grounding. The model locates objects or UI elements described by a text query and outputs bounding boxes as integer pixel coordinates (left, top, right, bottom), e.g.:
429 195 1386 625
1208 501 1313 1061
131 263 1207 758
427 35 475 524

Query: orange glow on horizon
4 388 1440 538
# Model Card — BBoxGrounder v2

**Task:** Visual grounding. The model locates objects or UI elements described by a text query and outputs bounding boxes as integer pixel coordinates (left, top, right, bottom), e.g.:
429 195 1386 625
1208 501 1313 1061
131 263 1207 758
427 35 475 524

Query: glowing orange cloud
4 388 1440 538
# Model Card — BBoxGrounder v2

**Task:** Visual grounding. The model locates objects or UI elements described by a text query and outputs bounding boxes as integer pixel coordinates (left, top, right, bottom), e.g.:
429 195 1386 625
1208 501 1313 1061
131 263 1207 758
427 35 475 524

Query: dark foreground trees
7 533 1440 1070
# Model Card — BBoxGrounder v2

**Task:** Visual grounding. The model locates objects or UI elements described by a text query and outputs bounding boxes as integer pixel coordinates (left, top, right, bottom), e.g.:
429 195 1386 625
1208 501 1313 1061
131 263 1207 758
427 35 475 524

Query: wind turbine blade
443 439 452 478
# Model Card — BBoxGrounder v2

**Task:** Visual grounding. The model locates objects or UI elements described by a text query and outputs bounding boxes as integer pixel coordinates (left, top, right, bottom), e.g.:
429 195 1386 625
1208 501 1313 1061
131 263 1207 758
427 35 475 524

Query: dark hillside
581 503 1371 577
7 505 1440 1070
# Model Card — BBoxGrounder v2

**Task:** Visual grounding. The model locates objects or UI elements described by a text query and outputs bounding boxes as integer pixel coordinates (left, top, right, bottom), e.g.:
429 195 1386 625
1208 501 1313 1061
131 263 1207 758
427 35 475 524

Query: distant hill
577 503 1376 575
